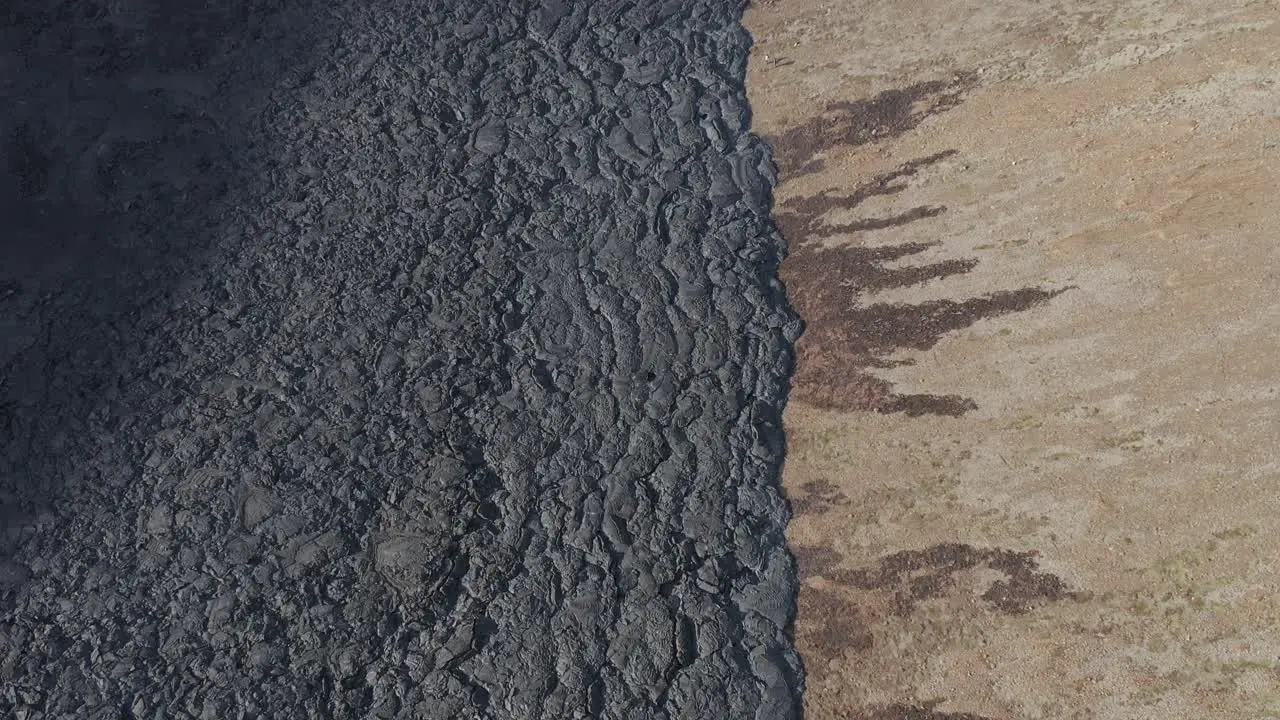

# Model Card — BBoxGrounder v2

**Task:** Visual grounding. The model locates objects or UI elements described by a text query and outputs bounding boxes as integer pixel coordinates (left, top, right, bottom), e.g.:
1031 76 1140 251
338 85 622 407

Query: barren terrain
2 2 799 717
745 1 1280 718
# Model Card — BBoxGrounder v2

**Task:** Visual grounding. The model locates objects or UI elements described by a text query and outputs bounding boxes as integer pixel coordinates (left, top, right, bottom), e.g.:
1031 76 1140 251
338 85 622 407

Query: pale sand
745 1 1280 717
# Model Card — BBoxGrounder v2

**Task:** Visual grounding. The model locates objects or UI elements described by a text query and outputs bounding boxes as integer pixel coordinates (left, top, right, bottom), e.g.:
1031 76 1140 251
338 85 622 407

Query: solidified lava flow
0 1 801 718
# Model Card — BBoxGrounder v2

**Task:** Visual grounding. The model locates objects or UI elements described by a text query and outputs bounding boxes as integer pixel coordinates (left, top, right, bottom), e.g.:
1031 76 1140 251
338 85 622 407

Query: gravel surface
2 1 801 717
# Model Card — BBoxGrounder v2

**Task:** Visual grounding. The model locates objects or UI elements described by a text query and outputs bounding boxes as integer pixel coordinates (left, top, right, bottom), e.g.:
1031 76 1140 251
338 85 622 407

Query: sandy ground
743 1 1280 718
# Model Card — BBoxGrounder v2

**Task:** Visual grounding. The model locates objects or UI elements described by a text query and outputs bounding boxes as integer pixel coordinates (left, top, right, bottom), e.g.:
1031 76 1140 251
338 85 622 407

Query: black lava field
1 1 801 717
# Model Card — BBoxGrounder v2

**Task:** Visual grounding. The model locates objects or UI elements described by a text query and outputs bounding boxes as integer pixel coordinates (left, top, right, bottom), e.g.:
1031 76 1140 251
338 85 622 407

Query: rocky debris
1 0 800 718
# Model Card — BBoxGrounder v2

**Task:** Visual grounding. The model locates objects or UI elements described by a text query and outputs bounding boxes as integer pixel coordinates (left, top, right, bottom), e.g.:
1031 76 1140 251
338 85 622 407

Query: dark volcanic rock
1 1 801 718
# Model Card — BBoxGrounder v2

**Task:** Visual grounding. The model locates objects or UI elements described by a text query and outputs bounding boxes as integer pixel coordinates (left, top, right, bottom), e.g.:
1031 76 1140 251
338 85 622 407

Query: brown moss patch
777 142 1067 416
795 585 875 667
790 478 852 516
766 73 977 176
827 543 1086 616
792 544 844 579
789 543 1083 683
856 701 998 720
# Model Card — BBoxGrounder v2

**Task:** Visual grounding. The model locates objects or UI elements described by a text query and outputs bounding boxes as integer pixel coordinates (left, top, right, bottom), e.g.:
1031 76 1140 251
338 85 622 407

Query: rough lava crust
1 1 802 718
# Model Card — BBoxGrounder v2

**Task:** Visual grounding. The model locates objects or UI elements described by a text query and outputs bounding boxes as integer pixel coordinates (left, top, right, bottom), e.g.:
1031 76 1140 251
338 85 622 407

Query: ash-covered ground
1 1 801 717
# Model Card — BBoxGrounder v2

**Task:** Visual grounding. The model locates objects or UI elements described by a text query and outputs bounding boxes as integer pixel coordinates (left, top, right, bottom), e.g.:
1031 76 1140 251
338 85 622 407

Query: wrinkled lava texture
0 1 801 717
